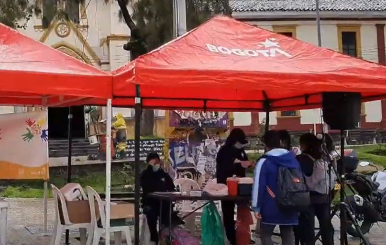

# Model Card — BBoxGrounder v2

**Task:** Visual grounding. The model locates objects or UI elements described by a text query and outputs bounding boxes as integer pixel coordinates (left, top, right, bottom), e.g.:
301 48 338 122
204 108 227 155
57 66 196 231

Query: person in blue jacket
251 130 300 245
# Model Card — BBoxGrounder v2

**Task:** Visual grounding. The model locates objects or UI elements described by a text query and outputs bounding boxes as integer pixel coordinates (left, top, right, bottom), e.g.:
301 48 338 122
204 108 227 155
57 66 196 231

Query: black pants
295 203 334 245
146 207 160 244
221 200 236 245
260 224 294 245
145 202 172 245
314 203 334 245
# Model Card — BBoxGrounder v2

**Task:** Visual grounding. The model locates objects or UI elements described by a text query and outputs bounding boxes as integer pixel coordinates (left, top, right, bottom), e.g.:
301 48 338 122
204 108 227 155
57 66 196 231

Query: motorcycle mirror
359 161 370 167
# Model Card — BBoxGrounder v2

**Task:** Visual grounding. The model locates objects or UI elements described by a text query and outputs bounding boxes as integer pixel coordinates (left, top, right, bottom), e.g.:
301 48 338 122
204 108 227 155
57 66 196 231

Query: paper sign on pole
0 111 49 180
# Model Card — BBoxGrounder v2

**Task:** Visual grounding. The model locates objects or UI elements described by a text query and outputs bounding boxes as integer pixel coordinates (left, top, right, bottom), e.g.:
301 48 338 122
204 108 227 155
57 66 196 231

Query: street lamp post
316 0 322 47
173 0 187 37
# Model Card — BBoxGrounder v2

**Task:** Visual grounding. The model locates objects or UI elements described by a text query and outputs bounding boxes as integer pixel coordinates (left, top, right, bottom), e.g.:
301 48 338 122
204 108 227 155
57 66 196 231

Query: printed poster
167 134 222 180
0 111 49 179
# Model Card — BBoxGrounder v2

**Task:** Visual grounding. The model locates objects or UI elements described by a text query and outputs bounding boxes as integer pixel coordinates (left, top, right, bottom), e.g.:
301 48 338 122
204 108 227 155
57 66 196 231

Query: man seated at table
140 152 175 245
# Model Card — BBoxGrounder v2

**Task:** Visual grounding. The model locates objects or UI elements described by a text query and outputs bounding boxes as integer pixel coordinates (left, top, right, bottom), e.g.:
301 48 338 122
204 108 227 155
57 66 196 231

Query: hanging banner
169 110 228 128
0 111 49 180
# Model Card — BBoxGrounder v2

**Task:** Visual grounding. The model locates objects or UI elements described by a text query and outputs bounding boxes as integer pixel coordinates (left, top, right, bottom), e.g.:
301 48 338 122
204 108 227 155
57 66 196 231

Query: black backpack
276 165 310 212
259 155 310 211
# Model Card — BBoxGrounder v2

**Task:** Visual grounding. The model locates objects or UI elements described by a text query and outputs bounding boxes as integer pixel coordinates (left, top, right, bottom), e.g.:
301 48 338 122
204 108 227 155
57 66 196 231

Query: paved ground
5 198 386 244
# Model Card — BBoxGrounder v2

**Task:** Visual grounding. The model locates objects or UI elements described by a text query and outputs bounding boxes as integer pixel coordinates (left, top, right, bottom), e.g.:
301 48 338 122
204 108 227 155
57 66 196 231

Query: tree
117 0 154 136
117 0 231 136
0 0 37 29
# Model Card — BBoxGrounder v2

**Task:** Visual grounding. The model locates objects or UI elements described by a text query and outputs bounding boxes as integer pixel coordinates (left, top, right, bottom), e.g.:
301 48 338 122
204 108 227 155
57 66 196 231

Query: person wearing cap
140 152 175 245
216 128 254 245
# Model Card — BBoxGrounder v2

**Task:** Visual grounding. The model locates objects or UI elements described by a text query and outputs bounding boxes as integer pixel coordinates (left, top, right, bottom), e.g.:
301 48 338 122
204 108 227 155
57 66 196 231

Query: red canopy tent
0 23 112 106
109 16 386 245
110 16 386 111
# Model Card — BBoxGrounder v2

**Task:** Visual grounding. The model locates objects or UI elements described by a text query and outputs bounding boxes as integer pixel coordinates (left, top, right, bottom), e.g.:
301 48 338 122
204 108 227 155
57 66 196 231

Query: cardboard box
58 200 92 224
110 203 134 220
58 199 133 224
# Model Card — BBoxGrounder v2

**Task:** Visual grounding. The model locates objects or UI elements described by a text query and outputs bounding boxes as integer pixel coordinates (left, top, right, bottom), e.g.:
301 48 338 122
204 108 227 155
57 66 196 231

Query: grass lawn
351 144 386 167
0 170 131 198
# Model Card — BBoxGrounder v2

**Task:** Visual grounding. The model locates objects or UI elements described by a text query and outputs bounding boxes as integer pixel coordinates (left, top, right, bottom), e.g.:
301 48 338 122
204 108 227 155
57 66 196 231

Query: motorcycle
342 161 386 237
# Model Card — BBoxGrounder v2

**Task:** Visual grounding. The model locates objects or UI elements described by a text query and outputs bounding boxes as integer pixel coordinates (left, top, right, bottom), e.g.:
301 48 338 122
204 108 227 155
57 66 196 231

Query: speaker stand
338 130 371 245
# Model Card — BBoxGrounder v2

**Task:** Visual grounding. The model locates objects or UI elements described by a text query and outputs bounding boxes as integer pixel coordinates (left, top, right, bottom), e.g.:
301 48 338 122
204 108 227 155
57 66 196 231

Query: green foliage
128 0 231 51
0 0 36 28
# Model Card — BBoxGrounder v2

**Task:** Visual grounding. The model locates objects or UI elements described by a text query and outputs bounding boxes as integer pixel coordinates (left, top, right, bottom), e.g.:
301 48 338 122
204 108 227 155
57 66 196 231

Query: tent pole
43 180 48 235
65 106 73 245
262 92 270 133
264 110 270 133
105 99 112 245
134 85 141 245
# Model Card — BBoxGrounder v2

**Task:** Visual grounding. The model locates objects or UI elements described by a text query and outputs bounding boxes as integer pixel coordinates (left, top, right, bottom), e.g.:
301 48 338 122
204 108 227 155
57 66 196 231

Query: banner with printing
0 111 49 180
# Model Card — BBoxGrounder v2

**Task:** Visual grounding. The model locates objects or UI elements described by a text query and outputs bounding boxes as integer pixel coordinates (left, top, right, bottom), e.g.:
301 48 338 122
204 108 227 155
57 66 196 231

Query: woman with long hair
318 133 338 202
294 133 334 245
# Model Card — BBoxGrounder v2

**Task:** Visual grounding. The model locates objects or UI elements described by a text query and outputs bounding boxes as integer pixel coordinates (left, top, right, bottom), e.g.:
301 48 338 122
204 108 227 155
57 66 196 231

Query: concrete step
48 138 98 158
48 140 90 147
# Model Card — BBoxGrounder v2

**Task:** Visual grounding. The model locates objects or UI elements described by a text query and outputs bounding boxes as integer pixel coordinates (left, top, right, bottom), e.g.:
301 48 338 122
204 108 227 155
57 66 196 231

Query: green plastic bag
201 202 225 245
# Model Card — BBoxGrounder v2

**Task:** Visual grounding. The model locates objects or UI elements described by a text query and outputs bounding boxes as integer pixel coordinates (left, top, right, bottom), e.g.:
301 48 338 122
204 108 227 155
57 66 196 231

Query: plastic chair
86 186 132 245
0 198 8 245
174 177 202 234
50 184 92 245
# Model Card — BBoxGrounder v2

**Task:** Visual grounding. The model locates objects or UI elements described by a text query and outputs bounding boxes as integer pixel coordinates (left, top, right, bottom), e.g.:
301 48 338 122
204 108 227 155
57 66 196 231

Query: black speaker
322 92 361 130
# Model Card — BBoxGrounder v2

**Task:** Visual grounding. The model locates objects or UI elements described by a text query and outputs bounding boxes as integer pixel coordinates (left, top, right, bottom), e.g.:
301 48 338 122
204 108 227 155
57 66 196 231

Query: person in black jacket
295 133 334 245
216 128 253 245
140 152 175 245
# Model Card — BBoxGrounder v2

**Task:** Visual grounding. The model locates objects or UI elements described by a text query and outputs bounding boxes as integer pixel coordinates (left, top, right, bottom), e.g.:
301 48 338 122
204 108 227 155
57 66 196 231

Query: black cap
146 152 160 163
227 128 248 145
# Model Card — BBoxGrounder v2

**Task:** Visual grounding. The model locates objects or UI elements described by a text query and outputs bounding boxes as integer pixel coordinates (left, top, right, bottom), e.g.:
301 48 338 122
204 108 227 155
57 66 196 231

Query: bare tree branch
116 0 136 31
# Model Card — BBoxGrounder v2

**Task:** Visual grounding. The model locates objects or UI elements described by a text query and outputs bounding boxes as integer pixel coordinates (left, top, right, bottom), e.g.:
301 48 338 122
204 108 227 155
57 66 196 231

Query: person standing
295 133 334 245
112 113 128 157
252 130 300 245
216 128 253 245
